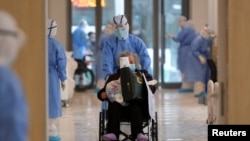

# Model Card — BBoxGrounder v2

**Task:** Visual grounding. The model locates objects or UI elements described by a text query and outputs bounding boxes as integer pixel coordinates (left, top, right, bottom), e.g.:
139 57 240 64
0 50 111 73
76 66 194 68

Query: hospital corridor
1 0 250 141
58 89 207 141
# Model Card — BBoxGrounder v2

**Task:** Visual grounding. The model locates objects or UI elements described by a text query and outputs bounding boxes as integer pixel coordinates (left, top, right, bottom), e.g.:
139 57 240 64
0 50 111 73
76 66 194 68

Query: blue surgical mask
115 28 128 39
129 64 136 71
91 38 95 42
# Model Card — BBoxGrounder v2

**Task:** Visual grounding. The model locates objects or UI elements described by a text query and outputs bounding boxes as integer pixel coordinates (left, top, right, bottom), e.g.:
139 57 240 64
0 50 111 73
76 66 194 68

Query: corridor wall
0 1 47 141
48 0 71 51
189 0 208 32
190 0 250 124
227 0 250 124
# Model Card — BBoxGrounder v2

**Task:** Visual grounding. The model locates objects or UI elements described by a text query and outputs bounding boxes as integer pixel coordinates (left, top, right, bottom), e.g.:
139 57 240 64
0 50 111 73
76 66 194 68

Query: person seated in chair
97 51 157 141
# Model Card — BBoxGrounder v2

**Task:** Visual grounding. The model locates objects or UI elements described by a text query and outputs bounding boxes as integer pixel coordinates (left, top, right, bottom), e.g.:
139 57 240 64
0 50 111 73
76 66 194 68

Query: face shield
113 15 129 40
0 11 26 66
200 25 213 39
78 19 89 31
178 16 187 27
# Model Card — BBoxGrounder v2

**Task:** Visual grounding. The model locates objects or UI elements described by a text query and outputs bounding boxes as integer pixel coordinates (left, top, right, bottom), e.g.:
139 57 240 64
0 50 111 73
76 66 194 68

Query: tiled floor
58 88 208 141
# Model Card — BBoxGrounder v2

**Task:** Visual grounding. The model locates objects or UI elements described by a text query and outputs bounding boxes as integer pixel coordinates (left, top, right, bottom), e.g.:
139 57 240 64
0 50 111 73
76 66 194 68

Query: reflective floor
58 88 208 141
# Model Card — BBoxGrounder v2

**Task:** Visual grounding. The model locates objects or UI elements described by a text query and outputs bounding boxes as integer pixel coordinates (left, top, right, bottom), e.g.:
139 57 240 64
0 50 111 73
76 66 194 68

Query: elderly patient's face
127 54 135 65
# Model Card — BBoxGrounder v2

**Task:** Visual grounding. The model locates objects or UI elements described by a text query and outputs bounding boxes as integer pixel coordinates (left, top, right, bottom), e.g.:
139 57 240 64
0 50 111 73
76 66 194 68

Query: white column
207 0 218 45
114 0 125 15
189 0 208 31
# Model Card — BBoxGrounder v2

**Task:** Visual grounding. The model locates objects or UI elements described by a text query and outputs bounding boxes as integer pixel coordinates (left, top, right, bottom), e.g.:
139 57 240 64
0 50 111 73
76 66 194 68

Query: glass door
71 0 124 87
71 0 125 48
161 0 189 88
131 0 154 72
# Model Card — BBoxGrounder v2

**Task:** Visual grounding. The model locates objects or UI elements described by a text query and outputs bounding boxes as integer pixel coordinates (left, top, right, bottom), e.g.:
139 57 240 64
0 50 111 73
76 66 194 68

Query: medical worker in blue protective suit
185 25 214 97
47 19 67 141
101 15 153 80
167 16 198 93
95 22 114 92
72 19 89 86
0 10 28 141
72 19 88 68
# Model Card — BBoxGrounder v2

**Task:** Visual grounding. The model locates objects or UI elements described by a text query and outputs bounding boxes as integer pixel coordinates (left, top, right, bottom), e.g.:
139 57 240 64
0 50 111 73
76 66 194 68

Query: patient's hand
101 92 107 100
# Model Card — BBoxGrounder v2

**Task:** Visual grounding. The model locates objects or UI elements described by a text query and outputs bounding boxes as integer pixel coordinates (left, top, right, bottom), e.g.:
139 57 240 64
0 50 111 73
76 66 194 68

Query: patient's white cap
119 56 130 68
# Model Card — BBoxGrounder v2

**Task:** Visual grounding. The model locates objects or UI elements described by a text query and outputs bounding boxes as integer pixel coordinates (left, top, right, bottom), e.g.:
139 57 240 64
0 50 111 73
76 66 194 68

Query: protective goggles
113 15 128 29
0 29 17 38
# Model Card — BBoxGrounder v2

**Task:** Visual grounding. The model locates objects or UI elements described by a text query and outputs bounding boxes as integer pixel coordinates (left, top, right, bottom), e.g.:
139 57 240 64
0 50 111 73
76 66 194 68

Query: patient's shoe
137 133 148 141
102 133 117 141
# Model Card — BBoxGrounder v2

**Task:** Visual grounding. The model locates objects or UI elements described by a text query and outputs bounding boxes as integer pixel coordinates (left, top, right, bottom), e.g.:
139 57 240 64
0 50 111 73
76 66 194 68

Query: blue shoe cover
194 92 207 97
49 136 61 141
178 88 194 93
93 88 100 93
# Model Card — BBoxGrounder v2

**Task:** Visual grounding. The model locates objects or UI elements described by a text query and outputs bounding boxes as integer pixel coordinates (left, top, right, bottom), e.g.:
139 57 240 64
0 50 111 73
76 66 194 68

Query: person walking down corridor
72 19 88 66
72 19 89 87
101 14 153 81
47 19 67 141
0 10 29 141
98 51 157 141
95 22 114 92
167 16 198 93
87 31 96 55
185 25 215 98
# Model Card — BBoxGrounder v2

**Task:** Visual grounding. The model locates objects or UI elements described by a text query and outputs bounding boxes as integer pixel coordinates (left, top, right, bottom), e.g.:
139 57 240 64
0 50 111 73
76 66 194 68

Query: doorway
70 0 189 89
161 0 189 88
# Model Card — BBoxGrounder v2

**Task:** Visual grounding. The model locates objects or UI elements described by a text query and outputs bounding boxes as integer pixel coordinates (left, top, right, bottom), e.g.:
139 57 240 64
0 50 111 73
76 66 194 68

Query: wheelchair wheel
99 110 107 141
99 112 103 141
151 112 158 141
75 68 95 91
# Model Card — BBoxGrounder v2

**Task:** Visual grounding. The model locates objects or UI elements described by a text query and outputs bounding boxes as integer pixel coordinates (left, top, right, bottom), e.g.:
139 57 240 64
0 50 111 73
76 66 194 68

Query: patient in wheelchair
97 51 157 141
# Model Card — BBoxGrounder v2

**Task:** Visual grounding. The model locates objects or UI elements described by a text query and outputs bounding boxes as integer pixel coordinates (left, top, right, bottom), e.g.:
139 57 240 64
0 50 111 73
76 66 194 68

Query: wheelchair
98 101 158 141
74 54 95 92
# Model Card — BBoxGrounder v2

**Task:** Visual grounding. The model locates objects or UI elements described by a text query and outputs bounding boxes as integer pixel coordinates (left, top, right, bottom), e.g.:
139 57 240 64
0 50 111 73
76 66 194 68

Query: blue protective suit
172 26 198 73
72 27 88 60
48 37 67 119
185 35 211 82
0 66 28 141
101 34 152 79
98 32 112 51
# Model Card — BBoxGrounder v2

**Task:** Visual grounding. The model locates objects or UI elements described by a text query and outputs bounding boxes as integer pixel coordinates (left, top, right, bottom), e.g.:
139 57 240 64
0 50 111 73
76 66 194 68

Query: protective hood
47 19 57 37
112 15 129 40
200 25 215 39
0 10 26 66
